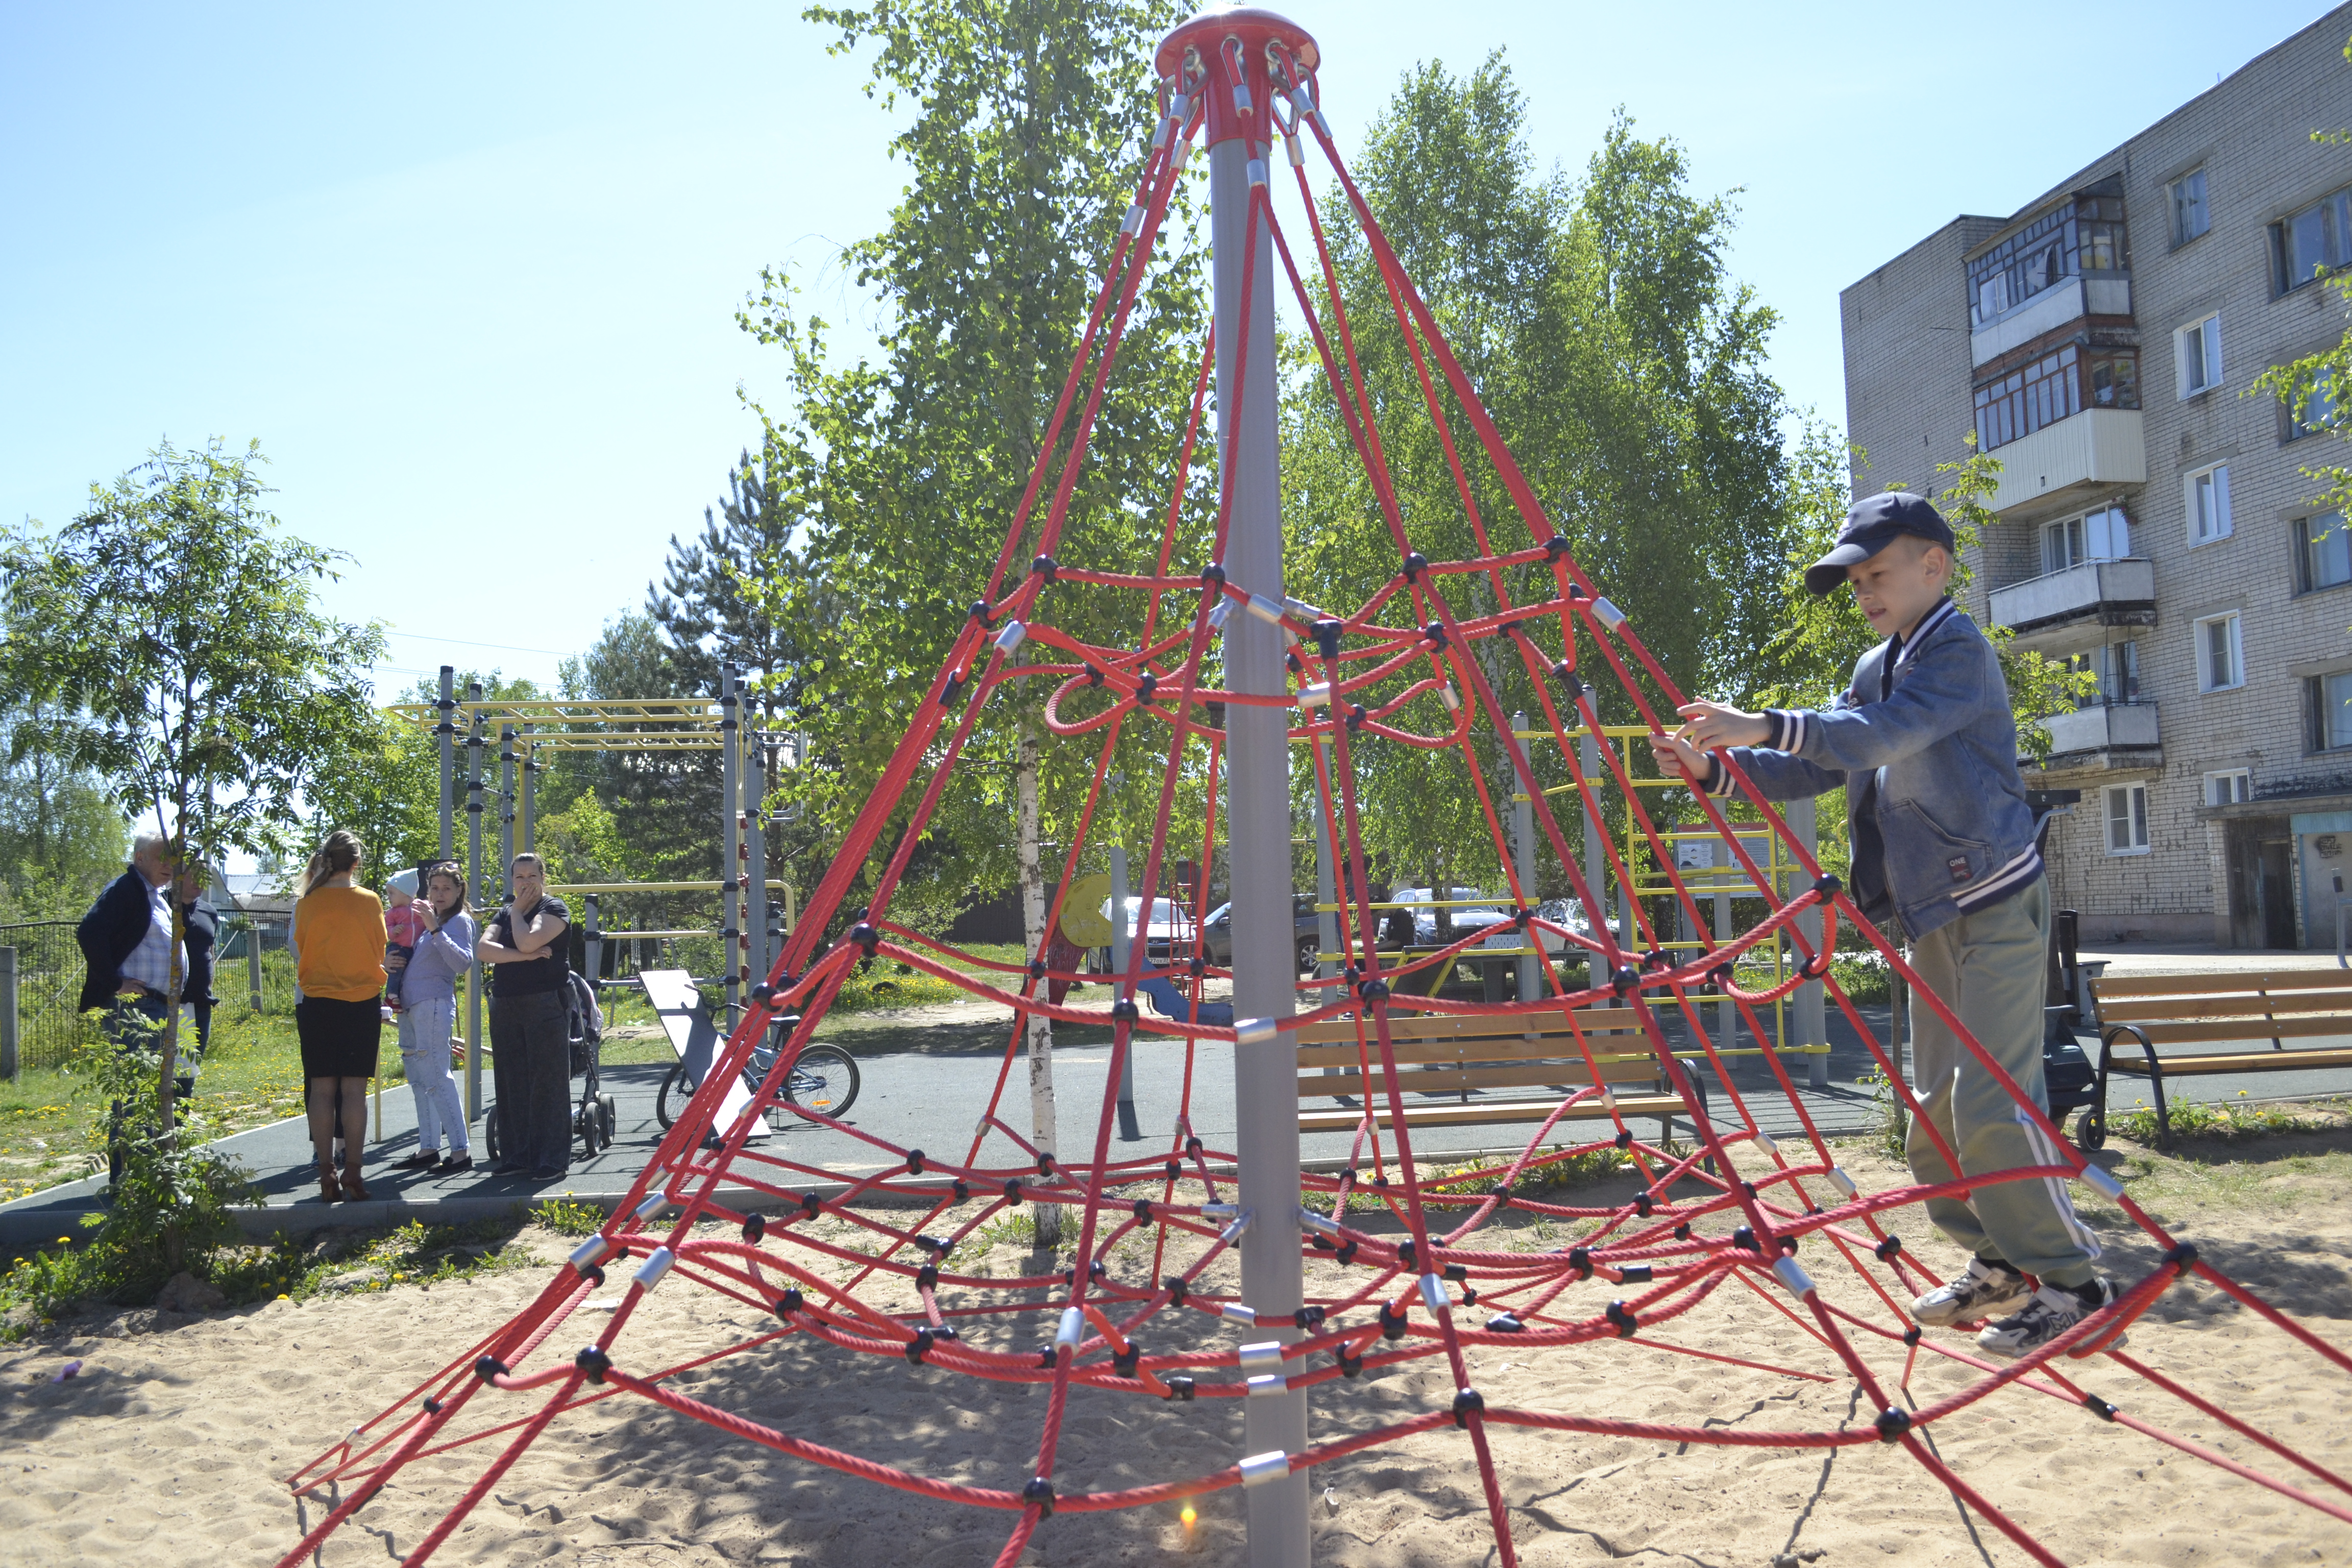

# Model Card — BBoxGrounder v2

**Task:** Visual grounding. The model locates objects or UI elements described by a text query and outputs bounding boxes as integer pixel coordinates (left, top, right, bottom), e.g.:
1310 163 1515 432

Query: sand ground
6 1134 2352 1568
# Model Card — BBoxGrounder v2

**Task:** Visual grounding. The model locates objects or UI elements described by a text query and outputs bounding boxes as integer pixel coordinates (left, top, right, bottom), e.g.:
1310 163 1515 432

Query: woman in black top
476 853 572 1178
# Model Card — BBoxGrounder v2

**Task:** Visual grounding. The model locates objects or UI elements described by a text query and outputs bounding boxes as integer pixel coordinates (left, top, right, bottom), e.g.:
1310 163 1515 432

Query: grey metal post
1212 117 1308 1563
1789 796 1828 1087
720 665 742 1031
0 946 17 1082
436 666 456 862
1580 728 1607 992
744 729 769 993
1512 712 1538 1001
1712 837 1734 1047
1110 844 1139 1139
1313 746 1339 981
584 894 602 998
521 728 537 855
498 725 517 907
465 685 485 1122
247 922 263 1013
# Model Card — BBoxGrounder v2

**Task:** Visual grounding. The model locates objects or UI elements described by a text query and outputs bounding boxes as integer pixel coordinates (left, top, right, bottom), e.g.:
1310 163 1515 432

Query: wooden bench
2081 970 2352 1149
1295 1007 1828 1144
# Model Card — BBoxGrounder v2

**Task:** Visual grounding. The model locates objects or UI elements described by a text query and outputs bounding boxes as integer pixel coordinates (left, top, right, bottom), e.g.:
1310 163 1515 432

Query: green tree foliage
0 706 126 921
0 437 382 1131
646 443 811 723
301 707 442 883
1282 62 1797 898
738 0 1204 930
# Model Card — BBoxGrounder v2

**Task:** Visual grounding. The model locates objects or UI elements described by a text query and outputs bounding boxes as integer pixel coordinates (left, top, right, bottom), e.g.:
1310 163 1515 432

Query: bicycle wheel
655 1061 689 1130
780 1044 861 1118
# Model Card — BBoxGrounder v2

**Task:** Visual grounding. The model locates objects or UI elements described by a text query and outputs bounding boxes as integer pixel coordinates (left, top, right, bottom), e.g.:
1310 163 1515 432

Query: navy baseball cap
1804 492 1957 596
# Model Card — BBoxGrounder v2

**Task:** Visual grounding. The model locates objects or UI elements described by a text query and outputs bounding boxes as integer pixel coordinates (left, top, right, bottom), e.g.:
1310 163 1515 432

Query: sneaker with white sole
1975 1278 2122 1360
1909 1257 2032 1328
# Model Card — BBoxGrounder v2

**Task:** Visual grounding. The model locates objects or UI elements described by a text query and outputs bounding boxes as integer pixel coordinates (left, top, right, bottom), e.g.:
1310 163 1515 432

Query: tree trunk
1015 718 1060 1249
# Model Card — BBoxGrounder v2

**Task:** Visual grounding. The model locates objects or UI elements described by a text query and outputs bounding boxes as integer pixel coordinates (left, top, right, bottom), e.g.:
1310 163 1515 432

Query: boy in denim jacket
1651 492 2114 1359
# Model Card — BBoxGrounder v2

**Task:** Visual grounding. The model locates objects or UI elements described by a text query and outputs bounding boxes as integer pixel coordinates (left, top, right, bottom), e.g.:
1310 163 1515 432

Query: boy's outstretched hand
1646 700 1773 780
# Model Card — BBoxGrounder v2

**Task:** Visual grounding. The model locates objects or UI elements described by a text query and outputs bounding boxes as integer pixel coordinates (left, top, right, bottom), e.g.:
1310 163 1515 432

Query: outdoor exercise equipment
285 12 2352 1568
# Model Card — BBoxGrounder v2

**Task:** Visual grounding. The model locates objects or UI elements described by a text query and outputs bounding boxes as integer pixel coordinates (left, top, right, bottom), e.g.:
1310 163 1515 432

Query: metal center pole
1212 111 1310 1568
720 665 742 1031
745 728 770 993
464 685 485 1122
1110 844 1140 1140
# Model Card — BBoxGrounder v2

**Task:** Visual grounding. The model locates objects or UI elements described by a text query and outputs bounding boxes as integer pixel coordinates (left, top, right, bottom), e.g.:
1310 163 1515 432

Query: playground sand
5 1141 2352 1568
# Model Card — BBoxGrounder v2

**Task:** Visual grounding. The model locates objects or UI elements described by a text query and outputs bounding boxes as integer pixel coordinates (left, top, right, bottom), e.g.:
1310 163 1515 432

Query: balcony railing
1986 409 2146 513
1988 556 2157 647
2034 701 2161 771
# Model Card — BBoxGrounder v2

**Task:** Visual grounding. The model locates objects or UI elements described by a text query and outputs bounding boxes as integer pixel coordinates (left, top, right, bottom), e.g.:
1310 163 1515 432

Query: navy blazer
77 867 155 1013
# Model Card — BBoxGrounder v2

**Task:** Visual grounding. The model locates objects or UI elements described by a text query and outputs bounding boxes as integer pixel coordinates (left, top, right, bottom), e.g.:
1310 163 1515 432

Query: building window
2272 186 2352 292
2062 640 2140 707
2171 169 2210 246
2303 510 2352 591
2311 672 2352 751
1968 187 2129 329
2286 367 2339 443
2186 462 2232 544
2177 313 2223 396
2104 782 2150 854
2088 351 2139 409
2041 504 2132 573
2204 769 2251 807
2195 612 2243 692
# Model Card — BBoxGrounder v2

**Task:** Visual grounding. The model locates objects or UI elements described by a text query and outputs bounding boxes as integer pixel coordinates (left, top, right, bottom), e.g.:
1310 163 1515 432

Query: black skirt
297 995 382 1079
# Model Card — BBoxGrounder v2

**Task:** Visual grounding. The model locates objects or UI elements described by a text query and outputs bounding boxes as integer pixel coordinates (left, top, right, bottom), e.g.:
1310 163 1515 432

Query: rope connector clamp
1452 1386 1485 1427
1874 1407 1912 1443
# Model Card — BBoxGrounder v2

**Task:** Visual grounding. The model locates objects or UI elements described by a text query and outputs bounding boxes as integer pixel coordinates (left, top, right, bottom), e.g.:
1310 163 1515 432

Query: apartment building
1840 8 2352 950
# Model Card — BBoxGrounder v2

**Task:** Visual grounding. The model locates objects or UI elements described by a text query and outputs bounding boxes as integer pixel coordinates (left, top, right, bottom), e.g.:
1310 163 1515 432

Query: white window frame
2194 611 2244 693
2185 461 2233 545
2177 312 2223 397
2171 168 2210 247
2104 782 2151 855
2203 768 2251 807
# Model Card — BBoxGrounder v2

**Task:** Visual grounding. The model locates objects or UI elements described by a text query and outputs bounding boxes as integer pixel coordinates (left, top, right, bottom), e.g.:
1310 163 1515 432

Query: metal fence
0 920 93 1073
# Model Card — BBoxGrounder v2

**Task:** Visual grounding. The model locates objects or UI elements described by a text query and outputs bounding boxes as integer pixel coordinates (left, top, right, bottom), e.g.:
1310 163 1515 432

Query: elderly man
78 832 192 1179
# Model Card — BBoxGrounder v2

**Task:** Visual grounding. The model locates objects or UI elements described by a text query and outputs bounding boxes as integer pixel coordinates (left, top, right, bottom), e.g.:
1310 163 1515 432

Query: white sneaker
1976 1278 2122 1360
1909 1257 2032 1328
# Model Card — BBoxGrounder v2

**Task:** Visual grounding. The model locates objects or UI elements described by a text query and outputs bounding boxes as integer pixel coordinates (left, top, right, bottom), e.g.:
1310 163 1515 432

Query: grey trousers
1904 878 2101 1287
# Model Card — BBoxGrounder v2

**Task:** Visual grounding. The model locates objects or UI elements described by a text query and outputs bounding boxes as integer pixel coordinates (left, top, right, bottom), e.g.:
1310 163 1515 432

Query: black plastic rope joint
1084 664 1104 688
1641 948 1672 972
1395 1239 1418 1272
850 923 879 956
1163 1158 1183 1180
1633 1191 1653 1217
1566 582 1587 599
1339 1348 1366 1376
1189 954 1207 977
969 599 993 625
751 983 776 1004
1164 1276 1189 1306
1902 1325 1922 1346
1031 553 1059 582
1605 1300 1638 1338
1732 1226 1759 1252
1874 1407 1913 1444
2163 1241 2200 1275
581 1263 606 1289
1543 534 1572 560
1613 1129 1634 1150
1512 906 1533 930
1812 873 1843 900
1742 1181 1760 1199
1497 619 1525 640
1167 1374 1197 1400
1452 1386 1485 1427
916 1263 939 1291
1567 1246 1594 1280
1401 551 1428 581
1295 1305 1327 1330
1357 978 1390 1004
1379 1302 1410 1341
473 1356 510 1386
1346 703 1366 732
575 1346 611 1384
1132 1198 1154 1223
906 1150 926 1175
1199 561 1224 589
1419 620 1447 650
1611 966 1640 996
904 1328 935 1365
423 1396 444 1415
1443 1263 1468 1284
1674 1222 1692 1240
1135 673 1158 705
1492 1184 1513 1209
1621 1264 1654 1283
916 1233 949 1255
1874 1234 1903 1261
1036 1152 1057 1177
938 673 964 709
743 1213 767 1244
1708 966 1731 992
1003 1180 1023 1205
1028 958 1047 979
2083 1392 2118 1422
1286 649 1303 674
1799 951 1833 979
1335 1239 1359 1265
777 1287 805 1315
1315 619 1345 657
1037 1345 1057 1368
1023 1478 1056 1518
1111 998 1140 1022
1779 1235 1801 1256
1487 1311 1525 1334
1111 1342 1140 1377
1549 659 1573 685
801 1192 822 1219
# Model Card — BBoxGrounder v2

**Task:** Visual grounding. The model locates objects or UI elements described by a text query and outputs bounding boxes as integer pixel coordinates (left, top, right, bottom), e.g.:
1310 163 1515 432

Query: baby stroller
481 971 619 1161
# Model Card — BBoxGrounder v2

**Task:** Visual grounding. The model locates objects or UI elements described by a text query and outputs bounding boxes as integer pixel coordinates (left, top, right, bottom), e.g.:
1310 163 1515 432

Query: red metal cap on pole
1155 7 1319 149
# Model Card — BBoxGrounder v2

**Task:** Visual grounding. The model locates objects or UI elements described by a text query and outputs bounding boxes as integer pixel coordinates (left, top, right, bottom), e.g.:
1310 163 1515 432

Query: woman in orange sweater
293 829 388 1201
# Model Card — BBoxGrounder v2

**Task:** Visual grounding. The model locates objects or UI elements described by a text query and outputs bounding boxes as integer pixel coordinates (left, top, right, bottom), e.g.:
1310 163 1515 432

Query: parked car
1390 887 1589 956
1101 894 1200 968
1199 892 1326 975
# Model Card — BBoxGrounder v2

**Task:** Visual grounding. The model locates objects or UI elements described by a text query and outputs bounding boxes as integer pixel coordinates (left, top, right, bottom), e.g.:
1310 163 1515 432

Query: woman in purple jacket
387 862 478 1171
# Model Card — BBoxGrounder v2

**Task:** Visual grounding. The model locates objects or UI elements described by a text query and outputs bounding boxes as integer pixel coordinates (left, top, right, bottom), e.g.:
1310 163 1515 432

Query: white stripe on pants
398 996 469 1155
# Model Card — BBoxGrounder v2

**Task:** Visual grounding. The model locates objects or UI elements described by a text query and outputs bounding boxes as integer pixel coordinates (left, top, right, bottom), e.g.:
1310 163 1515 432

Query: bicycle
655 1014 861 1131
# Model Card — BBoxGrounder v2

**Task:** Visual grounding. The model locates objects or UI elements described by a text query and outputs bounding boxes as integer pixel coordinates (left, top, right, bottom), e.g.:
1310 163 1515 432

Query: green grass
2108 1092 2351 1147
530 1195 607 1236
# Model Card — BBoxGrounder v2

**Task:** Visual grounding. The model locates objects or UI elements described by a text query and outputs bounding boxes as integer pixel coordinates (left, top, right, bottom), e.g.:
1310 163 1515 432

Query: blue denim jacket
1706 599 2041 939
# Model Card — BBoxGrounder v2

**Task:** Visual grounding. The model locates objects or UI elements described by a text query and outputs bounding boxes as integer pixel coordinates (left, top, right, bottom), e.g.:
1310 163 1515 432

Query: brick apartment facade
1840 8 2352 949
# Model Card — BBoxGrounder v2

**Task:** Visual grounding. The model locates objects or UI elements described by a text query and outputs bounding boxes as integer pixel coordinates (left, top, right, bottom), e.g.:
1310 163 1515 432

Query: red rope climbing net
281 21 2352 1568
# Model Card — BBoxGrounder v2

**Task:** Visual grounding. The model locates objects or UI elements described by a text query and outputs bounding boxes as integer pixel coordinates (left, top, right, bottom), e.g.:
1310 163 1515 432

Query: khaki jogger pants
1903 877 2101 1288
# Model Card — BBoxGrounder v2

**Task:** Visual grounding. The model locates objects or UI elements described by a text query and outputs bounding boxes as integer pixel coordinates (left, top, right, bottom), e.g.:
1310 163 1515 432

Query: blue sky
4 2 2338 698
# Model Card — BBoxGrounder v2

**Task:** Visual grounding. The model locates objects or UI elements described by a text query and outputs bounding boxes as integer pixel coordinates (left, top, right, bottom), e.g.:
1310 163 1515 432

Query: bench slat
2102 1046 2352 1075
2091 970 2352 1001
1300 1093 1686 1134
2097 991 2352 1023
1294 1008 1644 1046
2109 1016 2351 1048
1296 1037 1655 1068
1301 1063 1665 1097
